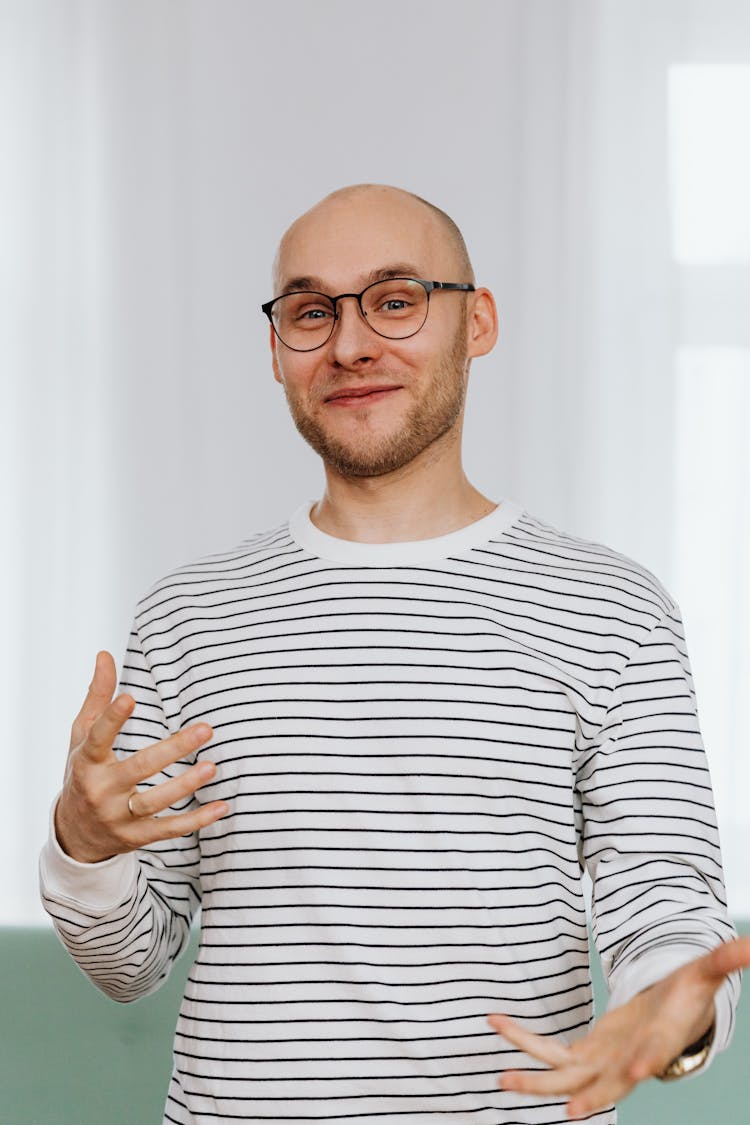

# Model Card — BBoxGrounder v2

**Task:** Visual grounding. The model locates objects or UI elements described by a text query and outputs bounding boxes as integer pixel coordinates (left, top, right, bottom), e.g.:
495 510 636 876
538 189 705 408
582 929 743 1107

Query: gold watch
657 1021 716 1081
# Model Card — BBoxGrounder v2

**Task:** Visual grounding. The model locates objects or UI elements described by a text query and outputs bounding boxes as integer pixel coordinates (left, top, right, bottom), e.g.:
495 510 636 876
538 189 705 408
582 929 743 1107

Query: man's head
269 183 497 480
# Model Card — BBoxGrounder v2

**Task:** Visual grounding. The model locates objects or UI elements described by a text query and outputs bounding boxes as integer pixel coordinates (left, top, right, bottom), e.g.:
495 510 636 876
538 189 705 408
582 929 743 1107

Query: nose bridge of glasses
332 290 369 324
327 290 374 341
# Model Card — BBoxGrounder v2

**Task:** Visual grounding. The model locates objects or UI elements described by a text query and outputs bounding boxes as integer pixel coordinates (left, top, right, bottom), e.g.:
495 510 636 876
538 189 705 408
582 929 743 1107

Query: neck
310 461 497 545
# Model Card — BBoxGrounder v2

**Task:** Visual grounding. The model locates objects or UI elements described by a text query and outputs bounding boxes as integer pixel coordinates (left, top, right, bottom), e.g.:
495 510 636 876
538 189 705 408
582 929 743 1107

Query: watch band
657 1020 716 1081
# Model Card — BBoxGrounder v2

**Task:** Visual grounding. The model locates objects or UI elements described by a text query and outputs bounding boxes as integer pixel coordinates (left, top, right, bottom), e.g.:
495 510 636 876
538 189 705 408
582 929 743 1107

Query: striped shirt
39 496 740 1124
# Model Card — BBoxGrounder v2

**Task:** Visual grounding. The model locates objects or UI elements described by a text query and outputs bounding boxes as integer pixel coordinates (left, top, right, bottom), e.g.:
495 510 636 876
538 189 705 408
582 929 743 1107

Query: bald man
40 183 749 1125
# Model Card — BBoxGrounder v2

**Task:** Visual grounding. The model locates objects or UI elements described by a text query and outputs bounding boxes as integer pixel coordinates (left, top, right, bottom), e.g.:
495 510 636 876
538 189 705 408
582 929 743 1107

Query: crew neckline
288 496 524 565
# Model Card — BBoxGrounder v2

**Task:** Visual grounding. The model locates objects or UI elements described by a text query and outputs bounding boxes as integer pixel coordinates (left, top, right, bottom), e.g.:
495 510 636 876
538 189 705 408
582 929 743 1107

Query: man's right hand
55 651 229 864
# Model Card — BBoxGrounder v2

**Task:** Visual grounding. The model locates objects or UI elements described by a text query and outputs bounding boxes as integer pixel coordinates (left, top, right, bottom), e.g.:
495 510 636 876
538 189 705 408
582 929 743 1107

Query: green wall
1 923 747 1123
588 922 750 1123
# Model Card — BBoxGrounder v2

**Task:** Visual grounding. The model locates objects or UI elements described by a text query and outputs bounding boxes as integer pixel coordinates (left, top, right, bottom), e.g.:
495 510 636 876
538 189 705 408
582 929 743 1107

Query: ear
270 325 283 384
466 288 498 360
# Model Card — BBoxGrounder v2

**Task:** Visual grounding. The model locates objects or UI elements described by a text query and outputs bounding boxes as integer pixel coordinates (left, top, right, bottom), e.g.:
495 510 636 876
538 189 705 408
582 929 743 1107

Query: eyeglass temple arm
428 282 475 292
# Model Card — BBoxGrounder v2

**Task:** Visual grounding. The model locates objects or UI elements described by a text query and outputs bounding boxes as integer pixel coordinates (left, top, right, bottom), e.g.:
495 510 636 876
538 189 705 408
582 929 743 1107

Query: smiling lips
325 385 402 405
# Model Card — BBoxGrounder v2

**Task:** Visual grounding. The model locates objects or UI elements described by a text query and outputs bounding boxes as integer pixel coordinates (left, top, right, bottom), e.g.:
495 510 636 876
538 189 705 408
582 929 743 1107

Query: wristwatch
657 1020 716 1081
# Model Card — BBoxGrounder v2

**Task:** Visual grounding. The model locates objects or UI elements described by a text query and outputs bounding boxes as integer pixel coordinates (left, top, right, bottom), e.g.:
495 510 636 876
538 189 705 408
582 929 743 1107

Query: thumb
698 937 750 985
69 650 119 751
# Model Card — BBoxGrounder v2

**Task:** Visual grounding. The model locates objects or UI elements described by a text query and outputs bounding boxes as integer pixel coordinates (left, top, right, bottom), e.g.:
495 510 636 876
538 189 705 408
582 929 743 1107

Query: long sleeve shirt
39 496 741 1125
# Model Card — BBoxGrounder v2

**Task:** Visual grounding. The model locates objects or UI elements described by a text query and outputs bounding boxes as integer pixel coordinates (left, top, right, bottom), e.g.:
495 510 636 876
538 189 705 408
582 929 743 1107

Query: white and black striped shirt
40 497 740 1124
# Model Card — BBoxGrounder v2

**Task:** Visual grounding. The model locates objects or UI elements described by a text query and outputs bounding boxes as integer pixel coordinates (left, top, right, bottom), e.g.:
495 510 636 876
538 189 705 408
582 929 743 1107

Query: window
668 65 750 916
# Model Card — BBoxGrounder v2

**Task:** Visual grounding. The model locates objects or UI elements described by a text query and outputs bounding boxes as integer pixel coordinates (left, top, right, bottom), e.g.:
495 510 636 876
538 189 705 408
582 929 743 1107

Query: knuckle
183 723 209 748
137 735 184 779
131 746 157 779
80 776 108 814
188 764 213 791
85 719 109 753
68 751 94 792
154 817 181 843
73 771 96 804
82 724 100 751
138 743 172 780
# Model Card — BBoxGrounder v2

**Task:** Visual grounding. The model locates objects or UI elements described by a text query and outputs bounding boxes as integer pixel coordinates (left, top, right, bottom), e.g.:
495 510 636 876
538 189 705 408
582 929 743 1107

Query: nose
326 294 383 364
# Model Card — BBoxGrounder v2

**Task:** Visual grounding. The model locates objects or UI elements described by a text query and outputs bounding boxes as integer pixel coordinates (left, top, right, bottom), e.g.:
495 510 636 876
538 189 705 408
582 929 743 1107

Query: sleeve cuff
39 792 139 910
605 943 737 1075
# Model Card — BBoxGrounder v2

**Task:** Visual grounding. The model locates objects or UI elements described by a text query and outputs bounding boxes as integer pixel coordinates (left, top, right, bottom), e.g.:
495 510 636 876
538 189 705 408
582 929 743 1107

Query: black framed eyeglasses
261 277 475 352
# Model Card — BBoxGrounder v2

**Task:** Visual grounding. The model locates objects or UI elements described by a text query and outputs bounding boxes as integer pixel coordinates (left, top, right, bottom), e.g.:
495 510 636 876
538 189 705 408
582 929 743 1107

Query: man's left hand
487 936 750 1120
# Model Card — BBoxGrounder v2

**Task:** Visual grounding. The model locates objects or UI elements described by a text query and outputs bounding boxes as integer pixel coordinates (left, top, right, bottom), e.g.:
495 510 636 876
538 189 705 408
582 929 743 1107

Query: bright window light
673 347 750 916
668 64 750 264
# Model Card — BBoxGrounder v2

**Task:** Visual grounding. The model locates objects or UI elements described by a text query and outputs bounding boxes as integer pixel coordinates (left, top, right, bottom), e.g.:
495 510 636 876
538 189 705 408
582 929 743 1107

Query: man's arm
38 627 228 1002
577 602 740 1049
487 936 750 1117
487 599 747 1116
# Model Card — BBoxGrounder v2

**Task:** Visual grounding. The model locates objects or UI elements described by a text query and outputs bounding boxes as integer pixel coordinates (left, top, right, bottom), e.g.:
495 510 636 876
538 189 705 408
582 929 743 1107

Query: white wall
2 0 748 922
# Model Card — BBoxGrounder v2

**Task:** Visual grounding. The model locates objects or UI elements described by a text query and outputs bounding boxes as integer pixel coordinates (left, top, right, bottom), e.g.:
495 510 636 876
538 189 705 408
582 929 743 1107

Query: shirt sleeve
574 600 741 1075
38 620 203 1003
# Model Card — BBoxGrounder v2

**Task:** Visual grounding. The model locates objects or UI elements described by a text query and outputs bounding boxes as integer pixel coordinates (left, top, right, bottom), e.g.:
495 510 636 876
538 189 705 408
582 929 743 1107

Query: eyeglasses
261 277 475 352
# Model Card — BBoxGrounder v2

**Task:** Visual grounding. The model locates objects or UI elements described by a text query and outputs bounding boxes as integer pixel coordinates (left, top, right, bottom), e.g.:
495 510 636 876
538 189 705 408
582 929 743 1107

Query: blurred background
2 0 748 939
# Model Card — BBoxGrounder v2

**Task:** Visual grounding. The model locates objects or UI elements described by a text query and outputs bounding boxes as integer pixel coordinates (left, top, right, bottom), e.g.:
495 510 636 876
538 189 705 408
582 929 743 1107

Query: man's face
270 192 472 479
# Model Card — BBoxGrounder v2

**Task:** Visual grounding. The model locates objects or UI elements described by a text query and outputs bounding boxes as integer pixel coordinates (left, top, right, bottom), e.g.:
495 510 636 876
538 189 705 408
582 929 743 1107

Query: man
40 183 749 1124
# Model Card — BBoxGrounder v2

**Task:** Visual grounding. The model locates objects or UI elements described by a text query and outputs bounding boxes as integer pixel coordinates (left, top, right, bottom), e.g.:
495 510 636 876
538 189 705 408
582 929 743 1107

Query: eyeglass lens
271 278 428 350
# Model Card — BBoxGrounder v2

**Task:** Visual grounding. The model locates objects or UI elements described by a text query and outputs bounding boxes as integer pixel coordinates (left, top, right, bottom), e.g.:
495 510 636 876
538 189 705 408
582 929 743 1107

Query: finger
487 1015 572 1067
500 1062 594 1097
81 693 136 763
564 1030 672 1120
128 759 217 817
69 651 119 750
132 799 230 845
629 1030 674 1084
119 723 214 787
698 936 750 983
565 1069 633 1121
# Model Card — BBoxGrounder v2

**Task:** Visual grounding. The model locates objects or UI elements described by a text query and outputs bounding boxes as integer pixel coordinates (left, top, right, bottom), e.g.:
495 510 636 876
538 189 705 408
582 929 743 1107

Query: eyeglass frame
261 278 476 352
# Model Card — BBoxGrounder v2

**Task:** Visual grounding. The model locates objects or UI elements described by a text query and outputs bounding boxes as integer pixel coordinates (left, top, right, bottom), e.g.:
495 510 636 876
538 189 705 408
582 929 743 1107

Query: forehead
279 262 427 297
276 193 446 294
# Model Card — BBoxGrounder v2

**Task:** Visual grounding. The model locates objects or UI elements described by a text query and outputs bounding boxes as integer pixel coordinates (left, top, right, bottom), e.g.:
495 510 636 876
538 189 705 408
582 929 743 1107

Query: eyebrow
279 263 424 297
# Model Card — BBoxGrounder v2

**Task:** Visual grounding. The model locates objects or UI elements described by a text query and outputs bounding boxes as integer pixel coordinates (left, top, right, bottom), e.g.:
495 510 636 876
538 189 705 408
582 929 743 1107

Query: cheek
277 356 317 395
401 327 449 367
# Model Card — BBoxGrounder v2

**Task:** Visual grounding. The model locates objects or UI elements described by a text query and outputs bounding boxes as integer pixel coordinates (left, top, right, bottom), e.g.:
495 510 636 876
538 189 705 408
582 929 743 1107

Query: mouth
325 385 402 406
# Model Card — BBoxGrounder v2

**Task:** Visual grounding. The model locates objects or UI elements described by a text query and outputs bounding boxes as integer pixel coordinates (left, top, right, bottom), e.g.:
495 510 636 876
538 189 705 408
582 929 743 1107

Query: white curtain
3 0 748 923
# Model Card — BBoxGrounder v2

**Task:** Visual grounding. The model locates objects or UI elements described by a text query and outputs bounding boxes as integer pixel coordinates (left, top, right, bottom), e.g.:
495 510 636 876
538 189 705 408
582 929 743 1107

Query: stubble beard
280 311 470 479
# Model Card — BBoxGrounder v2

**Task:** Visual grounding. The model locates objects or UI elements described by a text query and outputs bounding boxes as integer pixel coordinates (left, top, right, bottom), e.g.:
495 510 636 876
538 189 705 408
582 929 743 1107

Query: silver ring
127 793 140 818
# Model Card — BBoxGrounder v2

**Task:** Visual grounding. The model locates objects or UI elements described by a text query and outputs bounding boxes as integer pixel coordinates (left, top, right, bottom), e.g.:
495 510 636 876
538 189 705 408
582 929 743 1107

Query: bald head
271 183 475 298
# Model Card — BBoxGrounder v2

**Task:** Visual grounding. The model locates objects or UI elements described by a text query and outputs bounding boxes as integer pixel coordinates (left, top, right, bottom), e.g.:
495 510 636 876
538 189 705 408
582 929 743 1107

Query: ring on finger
127 793 145 818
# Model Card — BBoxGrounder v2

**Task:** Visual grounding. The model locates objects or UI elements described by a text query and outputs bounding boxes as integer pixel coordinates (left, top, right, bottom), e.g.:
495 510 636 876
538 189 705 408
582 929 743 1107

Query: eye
298 307 330 321
290 301 334 323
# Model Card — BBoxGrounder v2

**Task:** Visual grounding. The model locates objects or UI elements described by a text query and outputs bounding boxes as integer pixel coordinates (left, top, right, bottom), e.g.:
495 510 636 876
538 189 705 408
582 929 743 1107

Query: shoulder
508 506 678 621
132 513 293 625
